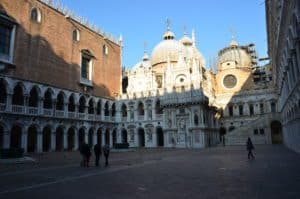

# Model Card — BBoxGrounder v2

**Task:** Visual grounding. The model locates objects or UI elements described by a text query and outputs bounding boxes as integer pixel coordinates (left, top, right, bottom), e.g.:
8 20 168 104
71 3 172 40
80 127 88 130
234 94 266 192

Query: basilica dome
217 40 252 69
151 30 185 66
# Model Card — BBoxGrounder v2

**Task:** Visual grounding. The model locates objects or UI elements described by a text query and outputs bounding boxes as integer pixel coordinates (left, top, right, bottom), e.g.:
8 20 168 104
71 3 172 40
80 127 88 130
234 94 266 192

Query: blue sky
59 0 267 69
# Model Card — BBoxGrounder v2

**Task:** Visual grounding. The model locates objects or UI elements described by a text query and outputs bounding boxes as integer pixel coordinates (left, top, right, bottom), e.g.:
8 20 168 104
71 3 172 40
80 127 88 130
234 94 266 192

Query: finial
166 18 171 31
229 27 235 41
143 41 148 53
183 25 187 36
192 29 196 46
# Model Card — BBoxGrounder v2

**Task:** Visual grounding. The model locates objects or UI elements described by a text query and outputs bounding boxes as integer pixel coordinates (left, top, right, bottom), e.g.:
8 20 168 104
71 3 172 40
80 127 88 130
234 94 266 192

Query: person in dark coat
85 143 91 167
79 142 86 167
103 144 110 167
246 137 255 160
94 143 102 167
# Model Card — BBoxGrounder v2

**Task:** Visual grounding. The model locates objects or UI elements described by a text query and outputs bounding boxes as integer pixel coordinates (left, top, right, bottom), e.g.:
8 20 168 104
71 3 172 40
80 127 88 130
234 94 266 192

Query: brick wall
1 0 121 97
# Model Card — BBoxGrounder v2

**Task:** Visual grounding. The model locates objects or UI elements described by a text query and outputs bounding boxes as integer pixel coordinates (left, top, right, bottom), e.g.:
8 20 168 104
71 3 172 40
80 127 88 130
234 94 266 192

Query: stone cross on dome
166 18 171 31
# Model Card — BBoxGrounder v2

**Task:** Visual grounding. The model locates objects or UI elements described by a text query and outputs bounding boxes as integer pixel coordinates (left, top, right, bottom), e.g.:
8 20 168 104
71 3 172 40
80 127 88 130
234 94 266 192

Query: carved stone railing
43 108 52 116
55 110 65 118
0 103 6 111
28 107 38 115
12 105 25 114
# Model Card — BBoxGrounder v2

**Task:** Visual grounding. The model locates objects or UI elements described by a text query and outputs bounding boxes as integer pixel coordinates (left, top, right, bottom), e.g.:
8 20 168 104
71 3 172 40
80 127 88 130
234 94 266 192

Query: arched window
121 103 127 117
103 45 108 55
68 94 75 112
0 79 7 104
194 113 199 126
30 8 41 23
111 103 116 117
72 29 80 41
29 87 39 107
56 92 65 110
79 96 86 113
88 98 94 114
96 100 101 115
12 84 24 105
104 101 109 116
43 89 53 109
155 100 163 114
138 102 144 116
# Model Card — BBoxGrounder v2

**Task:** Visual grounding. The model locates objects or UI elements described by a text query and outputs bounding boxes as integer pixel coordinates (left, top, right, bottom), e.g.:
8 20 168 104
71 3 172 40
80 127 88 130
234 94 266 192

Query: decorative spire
142 41 149 61
192 29 196 46
166 18 171 31
229 27 238 46
183 25 187 36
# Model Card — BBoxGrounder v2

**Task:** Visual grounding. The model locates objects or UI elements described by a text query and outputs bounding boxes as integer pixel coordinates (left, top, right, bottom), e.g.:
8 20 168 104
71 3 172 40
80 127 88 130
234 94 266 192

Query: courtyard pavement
0 145 300 199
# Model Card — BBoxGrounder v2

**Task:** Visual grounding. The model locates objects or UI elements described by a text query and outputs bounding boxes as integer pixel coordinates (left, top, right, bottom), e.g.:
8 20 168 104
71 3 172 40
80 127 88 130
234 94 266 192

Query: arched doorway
56 127 64 151
10 125 22 148
27 125 38 152
271 121 283 144
67 128 75 150
156 127 164 147
121 129 128 143
138 128 145 147
105 129 110 145
42 126 51 152
0 125 4 149
78 128 85 145
97 129 102 146
88 128 94 147
219 127 226 145
112 129 117 147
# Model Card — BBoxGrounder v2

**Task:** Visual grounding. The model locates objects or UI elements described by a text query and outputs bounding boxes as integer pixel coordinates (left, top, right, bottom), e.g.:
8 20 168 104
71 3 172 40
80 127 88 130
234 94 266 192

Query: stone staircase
225 113 281 145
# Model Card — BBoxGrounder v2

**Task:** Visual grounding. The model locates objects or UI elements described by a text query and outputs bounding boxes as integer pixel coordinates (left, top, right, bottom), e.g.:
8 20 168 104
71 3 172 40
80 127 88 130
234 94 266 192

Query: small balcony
55 110 65 118
27 107 38 115
12 105 25 114
88 114 95 120
0 103 6 112
43 108 52 116
78 113 86 120
68 112 76 118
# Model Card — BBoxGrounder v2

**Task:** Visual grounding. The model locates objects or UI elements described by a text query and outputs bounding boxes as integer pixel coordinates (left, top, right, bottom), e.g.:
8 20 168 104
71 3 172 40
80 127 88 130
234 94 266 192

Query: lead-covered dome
217 40 252 69
151 29 185 66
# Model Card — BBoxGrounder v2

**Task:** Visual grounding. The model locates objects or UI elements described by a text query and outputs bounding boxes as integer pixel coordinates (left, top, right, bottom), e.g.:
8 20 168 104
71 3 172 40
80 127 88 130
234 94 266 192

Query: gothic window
103 45 108 55
223 74 237 89
271 102 276 113
0 15 16 63
260 103 264 114
72 29 80 41
30 8 41 23
156 75 162 88
229 105 233 117
121 104 127 117
238 105 243 116
249 104 254 115
138 102 144 116
194 114 199 126
80 50 94 85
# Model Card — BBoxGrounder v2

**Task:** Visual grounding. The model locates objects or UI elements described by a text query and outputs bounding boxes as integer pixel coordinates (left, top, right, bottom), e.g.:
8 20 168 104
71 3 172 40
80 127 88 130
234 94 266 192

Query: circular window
223 75 237 88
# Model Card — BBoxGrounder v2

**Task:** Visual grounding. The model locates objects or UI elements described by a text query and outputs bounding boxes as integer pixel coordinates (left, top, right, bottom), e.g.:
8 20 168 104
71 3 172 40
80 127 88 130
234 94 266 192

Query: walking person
94 143 102 167
103 144 110 167
246 137 255 160
79 142 86 167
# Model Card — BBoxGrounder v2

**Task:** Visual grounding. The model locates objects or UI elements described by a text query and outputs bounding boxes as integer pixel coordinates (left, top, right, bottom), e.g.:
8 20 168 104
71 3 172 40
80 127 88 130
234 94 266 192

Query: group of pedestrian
79 142 110 167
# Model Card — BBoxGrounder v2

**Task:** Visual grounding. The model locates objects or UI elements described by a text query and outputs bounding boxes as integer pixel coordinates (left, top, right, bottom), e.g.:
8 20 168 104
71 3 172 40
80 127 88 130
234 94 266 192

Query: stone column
51 131 56 151
134 128 139 147
24 95 29 114
22 131 28 153
74 130 79 150
3 130 10 149
101 131 105 146
117 128 122 143
109 130 113 148
37 131 43 153
63 131 67 150
93 132 97 146
38 97 43 115
6 93 13 112
84 131 88 143
52 99 56 116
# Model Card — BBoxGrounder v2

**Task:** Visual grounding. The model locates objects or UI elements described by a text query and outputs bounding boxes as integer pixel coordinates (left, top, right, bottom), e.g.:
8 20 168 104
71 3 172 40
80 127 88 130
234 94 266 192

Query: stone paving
0 145 300 199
